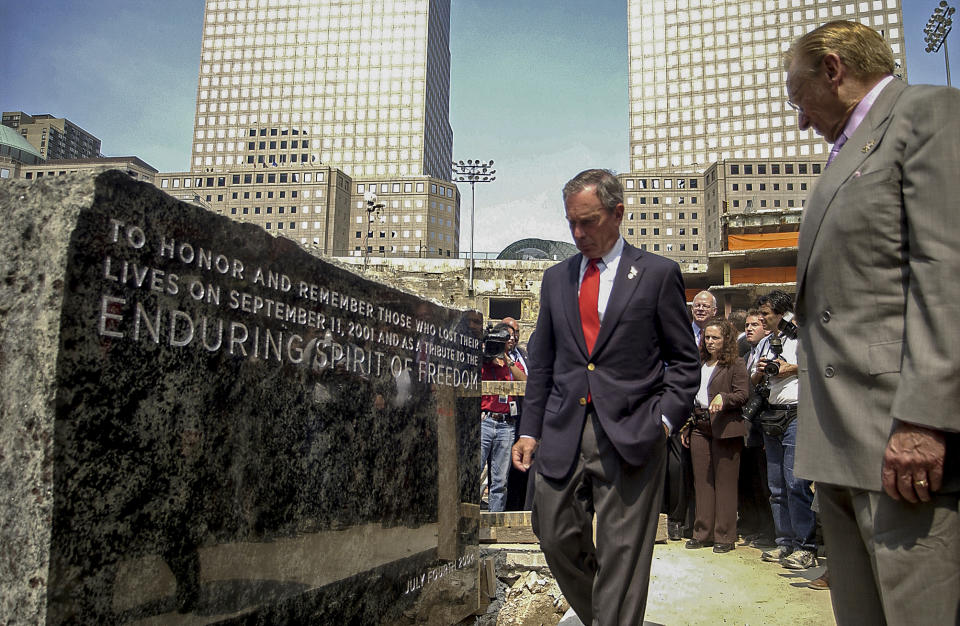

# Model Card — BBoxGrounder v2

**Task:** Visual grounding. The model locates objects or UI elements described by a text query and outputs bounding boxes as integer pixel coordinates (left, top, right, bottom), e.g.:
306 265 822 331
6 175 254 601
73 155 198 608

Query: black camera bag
758 406 797 438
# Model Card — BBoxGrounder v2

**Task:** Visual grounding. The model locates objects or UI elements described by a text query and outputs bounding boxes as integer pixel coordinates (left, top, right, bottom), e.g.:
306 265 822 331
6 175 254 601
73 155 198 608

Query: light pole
925 0 956 86
363 190 385 269
452 159 496 294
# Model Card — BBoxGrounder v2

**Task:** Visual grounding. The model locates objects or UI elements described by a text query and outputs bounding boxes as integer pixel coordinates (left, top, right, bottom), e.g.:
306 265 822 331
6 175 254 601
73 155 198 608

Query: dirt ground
484 537 837 626
641 539 835 625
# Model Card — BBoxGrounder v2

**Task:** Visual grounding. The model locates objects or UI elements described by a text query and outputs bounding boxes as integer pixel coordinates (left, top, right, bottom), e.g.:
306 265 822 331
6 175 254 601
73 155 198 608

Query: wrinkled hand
680 428 691 448
512 438 538 472
881 422 946 503
709 394 724 416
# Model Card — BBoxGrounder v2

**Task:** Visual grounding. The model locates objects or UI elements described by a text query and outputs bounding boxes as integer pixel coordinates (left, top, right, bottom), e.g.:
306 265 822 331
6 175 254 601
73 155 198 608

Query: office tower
184 0 458 259
190 0 452 180
2 112 102 161
622 0 905 267
626 0 906 172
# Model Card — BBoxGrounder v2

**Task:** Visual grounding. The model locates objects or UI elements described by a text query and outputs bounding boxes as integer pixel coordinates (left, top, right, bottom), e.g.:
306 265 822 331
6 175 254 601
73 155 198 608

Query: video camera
482 323 512 360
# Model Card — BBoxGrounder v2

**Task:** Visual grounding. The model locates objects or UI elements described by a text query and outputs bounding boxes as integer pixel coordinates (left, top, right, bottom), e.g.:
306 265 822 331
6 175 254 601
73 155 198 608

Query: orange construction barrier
730 266 797 284
727 232 798 250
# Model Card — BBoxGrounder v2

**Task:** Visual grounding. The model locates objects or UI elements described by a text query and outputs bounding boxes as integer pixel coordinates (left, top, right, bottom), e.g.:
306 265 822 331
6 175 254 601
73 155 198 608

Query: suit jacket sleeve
890 87 960 432
653 263 701 428
519 270 556 440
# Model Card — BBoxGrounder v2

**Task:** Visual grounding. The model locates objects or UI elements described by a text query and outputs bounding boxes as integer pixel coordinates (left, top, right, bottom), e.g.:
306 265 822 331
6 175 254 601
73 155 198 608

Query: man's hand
881 422 946 503
512 437 538 472
759 358 796 378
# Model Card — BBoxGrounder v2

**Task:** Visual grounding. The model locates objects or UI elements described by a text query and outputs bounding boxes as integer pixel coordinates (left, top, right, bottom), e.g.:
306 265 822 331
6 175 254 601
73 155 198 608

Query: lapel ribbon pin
627 266 638 280
861 140 875 154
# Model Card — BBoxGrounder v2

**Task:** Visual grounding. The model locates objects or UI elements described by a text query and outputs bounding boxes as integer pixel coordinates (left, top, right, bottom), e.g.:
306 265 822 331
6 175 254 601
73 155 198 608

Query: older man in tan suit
788 21 960 624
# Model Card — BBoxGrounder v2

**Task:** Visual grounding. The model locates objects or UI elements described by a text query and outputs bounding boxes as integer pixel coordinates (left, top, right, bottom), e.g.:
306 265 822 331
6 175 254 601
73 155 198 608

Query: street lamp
452 158 496 294
363 190 385 268
924 0 956 86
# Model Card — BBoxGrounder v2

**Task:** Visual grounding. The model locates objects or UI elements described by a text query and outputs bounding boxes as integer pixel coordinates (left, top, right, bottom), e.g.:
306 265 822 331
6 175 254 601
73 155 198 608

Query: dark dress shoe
685 539 713 549
713 543 735 553
668 521 682 541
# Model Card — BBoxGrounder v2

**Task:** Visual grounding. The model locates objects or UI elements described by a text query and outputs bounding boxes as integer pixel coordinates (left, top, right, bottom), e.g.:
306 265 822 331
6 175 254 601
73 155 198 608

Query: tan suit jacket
794 79 960 492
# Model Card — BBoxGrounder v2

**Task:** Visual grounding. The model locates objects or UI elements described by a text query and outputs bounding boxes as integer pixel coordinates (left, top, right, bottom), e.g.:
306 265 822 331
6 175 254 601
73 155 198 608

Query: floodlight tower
924 0 956 86
451 159 496 293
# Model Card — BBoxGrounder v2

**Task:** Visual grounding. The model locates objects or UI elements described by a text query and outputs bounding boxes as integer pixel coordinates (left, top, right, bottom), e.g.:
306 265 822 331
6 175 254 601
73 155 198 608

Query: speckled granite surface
0 171 481 624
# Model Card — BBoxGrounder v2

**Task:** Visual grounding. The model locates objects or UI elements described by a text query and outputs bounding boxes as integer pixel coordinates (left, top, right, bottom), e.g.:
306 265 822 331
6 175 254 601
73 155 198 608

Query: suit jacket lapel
562 253 589 356
797 79 906 296
591 243 645 356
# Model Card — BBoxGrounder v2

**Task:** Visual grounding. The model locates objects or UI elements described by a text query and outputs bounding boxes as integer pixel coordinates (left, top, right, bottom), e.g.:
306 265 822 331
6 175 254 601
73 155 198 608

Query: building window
489 298 522 320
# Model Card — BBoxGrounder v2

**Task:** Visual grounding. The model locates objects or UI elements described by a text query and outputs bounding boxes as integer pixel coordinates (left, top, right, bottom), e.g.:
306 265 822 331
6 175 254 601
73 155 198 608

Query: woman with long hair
682 317 749 553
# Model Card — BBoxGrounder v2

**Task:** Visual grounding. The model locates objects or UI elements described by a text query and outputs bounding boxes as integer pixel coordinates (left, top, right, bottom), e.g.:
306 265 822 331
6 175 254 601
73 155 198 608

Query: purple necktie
826 133 848 167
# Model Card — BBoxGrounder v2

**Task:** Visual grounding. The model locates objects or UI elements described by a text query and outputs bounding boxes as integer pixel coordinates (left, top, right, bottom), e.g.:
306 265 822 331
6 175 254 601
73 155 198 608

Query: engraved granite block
0 171 482 624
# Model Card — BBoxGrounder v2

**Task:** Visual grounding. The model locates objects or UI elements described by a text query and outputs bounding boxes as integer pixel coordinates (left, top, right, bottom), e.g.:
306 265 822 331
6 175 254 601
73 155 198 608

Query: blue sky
1 0 955 252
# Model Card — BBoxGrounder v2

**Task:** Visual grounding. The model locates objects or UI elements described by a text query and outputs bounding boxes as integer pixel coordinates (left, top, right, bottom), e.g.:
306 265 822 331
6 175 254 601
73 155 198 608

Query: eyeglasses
786 100 803 114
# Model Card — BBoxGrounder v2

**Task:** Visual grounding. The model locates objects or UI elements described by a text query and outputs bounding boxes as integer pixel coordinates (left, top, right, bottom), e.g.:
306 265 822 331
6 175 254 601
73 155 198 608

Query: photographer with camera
480 320 527 512
736 310 776 548
750 290 818 571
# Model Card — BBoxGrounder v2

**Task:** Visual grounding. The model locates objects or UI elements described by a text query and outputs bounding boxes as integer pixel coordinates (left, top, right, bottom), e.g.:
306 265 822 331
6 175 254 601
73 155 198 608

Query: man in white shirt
751 290 817 570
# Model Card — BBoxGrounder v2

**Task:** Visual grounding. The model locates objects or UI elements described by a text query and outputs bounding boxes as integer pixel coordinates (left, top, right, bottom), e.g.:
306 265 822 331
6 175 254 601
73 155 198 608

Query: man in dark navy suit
512 169 699 624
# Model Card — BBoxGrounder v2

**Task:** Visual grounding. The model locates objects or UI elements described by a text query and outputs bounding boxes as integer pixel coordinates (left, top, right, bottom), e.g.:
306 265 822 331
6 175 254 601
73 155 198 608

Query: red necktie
579 258 601 353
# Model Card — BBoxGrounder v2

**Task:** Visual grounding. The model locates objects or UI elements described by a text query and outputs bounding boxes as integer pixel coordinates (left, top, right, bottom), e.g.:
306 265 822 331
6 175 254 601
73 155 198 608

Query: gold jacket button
587 363 595 371
579 397 587 406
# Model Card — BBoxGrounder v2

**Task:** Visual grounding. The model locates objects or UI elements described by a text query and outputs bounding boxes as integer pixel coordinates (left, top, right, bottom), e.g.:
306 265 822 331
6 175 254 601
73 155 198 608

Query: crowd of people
669 289 826 585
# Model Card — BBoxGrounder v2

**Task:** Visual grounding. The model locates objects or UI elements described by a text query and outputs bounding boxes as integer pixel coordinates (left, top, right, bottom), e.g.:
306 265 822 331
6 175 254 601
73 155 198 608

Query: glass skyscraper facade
191 0 453 181
627 0 906 172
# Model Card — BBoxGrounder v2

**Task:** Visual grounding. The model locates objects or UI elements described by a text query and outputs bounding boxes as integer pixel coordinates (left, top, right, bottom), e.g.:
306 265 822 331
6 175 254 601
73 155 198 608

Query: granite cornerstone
0 171 482 624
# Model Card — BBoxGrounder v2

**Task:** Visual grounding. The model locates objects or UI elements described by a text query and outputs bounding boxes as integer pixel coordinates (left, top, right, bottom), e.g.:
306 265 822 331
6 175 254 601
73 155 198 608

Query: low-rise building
2 112 101 161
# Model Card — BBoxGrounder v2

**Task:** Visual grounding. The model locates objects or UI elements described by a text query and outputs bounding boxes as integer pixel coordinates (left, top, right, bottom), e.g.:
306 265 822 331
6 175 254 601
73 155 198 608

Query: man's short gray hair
694 290 717 308
562 169 623 214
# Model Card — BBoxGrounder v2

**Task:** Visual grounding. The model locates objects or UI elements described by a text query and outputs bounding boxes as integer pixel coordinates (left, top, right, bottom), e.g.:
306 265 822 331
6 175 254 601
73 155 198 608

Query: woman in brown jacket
682 317 749 553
